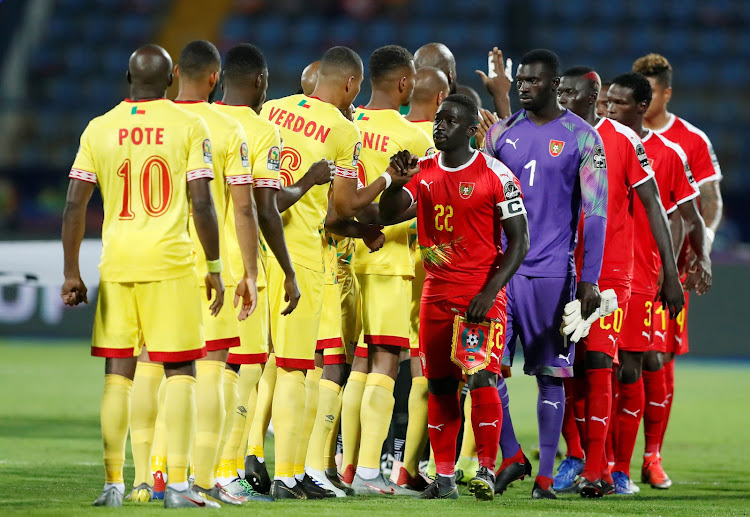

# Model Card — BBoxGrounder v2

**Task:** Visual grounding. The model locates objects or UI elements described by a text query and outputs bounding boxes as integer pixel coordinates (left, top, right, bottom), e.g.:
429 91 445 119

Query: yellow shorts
338 263 361 347
355 273 411 359
409 257 425 358
227 287 269 364
92 273 205 362
267 258 324 369
323 344 351 366
317 282 343 350
203 283 240 351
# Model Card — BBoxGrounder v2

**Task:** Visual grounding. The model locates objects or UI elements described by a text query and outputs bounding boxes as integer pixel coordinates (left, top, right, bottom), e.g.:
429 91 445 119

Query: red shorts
619 292 653 352
666 291 689 355
650 300 670 353
418 292 506 380
578 287 629 360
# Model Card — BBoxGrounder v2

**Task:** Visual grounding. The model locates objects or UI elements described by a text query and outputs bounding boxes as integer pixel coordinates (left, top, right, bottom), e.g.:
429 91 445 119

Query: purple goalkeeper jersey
485 109 608 284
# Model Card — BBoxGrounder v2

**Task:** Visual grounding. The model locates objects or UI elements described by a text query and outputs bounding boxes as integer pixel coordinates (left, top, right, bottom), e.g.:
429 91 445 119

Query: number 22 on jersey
434 204 453 231
117 157 172 219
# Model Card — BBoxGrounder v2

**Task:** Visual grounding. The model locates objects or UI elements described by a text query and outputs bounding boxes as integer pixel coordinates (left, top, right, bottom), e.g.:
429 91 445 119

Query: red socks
498 446 525 473
427 391 461 476
606 369 619 468
642 367 667 455
561 377 585 459
582 368 611 480
470 386 502 472
659 360 675 452
614 378 644 475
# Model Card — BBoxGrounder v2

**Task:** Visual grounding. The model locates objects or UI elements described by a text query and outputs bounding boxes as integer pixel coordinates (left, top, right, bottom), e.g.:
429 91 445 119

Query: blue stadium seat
406 22 432 51
326 18 359 47
292 18 323 47
697 30 729 57
117 15 153 44
257 16 286 48
364 19 396 48
221 17 250 44
661 29 690 58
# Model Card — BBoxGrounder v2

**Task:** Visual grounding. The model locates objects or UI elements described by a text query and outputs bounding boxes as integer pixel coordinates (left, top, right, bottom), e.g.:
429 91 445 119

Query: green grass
1 339 749 516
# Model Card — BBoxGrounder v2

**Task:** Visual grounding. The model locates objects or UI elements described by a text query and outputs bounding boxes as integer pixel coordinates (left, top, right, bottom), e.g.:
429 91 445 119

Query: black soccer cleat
270 480 307 500
245 455 272 494
579 477 606 498
419 477 459 500
467 466 496 501
299 473 336 499
531 481 557 499
494 454 533 494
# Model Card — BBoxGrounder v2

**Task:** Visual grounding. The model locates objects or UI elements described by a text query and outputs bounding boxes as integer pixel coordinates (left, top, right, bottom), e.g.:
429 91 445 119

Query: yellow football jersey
70 98 213 282
410 119 436 146
260 94 360 272
176 101 250 287
322 230 338 285
352 108 434 276
213 102 283 288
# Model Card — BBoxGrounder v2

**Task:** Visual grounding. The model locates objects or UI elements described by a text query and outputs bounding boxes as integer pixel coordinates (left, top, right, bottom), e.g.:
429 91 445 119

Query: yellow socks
246 355 276 459
306 378 341 471
101 374 133 485
459 391 477 459
236 365 261 472
341 370 367 477
215 368 239 481
165 374 197 486
403 375 429 476
271 367 306 479
192 360 225 489
129 362 163 487
358 373 396 472
293 367 322 477
324 389 344 471
150 379 167 478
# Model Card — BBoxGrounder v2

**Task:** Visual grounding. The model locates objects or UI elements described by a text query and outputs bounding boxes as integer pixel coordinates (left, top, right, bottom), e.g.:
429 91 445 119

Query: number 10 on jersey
117 157 173 219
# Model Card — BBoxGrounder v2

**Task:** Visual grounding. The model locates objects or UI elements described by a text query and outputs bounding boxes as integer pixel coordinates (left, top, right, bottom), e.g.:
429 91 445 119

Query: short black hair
632 53 672 89
561 65 601 94
177 40 221 79
442 93 478 125
319 46 363 77
520 48 560 76
369 45 413 86
611 72 652 106
223 43 266 82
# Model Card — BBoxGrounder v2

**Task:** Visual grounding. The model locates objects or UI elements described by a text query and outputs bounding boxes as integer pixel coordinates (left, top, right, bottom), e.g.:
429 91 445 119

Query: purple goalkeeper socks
536 374 565 479
497 378 521 459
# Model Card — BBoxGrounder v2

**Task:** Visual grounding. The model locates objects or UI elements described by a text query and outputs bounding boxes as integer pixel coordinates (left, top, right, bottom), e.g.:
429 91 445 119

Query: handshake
560 289 618 343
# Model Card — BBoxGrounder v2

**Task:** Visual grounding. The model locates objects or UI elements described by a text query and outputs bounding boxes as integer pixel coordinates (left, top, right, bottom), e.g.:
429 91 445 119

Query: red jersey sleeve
622 131 654 188
665 141 699 213
674 118 722 185
402 170 422 207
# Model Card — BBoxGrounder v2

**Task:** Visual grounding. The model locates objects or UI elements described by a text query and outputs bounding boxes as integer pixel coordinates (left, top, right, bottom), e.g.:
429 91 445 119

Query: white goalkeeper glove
560 289 618 343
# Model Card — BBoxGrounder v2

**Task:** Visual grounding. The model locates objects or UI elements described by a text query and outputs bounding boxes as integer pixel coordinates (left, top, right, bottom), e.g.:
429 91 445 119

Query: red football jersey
655 114 721 186
403 150 525 301
592 118 654 296
632 131 699 295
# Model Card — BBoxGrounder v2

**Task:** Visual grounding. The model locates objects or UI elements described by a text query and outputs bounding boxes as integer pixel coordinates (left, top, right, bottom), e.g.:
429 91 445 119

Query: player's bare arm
676 199 712 295
332 173 390 219
475 47 512 119
253 187 300 315
377 151 420 223
229 183 260 319
356 202 417 226
697 179 723 245
276 158 334 213
467 211 529 323
61 178 95 306
188 177 225 316
634 178 684 318
324 198 385 253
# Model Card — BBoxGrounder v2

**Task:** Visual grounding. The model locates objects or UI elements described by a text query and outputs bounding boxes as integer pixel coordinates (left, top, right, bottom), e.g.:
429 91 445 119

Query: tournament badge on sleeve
451 314 498 375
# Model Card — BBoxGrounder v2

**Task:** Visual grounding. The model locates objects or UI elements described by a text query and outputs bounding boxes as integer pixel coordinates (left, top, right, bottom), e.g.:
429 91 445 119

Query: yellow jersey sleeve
225 123 252 184
252 124 282 189
411 124 435 158
186 117 214 181
70 125 98 183
333 123 361 180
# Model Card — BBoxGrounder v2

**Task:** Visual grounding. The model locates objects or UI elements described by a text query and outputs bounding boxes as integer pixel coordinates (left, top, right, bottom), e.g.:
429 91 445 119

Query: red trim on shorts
354 346 368 358
275 356 315 370
316 337 343 350
148 347 207 362
206 336 241 351
91 346 135 358
227 352 268 365
364 334 410 348
410 347 420 358
324 353 347 365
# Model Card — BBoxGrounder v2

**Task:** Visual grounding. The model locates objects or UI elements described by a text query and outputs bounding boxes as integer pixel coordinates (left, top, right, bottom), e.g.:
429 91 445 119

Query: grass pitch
1 339 749 516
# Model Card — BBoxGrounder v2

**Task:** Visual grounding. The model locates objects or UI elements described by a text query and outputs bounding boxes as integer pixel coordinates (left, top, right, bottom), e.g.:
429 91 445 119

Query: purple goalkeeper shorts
502 274 576 377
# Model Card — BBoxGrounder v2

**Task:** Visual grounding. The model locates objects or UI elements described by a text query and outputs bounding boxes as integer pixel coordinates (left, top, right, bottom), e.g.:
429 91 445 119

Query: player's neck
634 120 648 139
405 104 434 122
441 145 474 169
526 102 565 126
364 90 401 111
579 108 598 127
221 90 258 111
643 109 671 131
311 84 348 112
128 87 166 101
175 84 210 103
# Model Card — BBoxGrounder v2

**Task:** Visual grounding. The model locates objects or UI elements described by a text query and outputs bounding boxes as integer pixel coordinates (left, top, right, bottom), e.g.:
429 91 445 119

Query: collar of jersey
173 100 206 104
652 113 676 135
641 129 654 142
124 98 166 103
438 150 479 172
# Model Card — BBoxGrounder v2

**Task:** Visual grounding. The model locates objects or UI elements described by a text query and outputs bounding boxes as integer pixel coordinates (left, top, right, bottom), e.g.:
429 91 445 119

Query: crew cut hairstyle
177 40 221 78
612 72 653 106
369 45 414 85
223 43 266 82
519 48 561 76
442 93 478 125
562 65 601 94
319 46 363 77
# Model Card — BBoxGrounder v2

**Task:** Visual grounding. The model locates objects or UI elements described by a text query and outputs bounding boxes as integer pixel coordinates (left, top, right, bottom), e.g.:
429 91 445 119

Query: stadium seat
364 19 397 49
292 18 324 47
257 16 286 48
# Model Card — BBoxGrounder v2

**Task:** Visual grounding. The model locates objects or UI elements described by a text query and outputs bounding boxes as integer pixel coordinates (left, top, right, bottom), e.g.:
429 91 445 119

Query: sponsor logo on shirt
684 163 696 184
593 144 607 169
352 141 361 167
267 145 281 171
504 180 520 200
240 142 249 168
202 139 212 164
549 139 565 157
459 182 475 199
636 143 650 169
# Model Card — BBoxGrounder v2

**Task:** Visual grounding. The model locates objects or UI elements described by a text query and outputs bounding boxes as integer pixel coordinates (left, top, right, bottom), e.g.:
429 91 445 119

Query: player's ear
398 76 407 93
173 64 180 78
345 75 354 93
551 76 560 89
637 100 649 115
663 87 672 104
467 124 478 138
167 72 174 88
209 71 219 88
436 91 444 107
255 73 263 89
126 70 131 84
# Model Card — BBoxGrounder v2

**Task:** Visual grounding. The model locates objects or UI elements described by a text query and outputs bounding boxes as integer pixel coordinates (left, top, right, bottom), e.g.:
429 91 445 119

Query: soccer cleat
419 477 459 499
193 483 246 505
531 481 557 499
642 457 672 489
553 456 584 493
629 478 641 493
494 454 532 494
341 464 356 485
578 477 611 499
467 466 495 501
455 456 480 484
325 468 355 495
125 483 153 503
92 486 123 507
351 473 419 497
425 456 436 479
152 470 166 500
307 468 347 497
164 486 220 508
222 478 274 502
270 480 307 500
244 455 272 494
299 473 336 499
612 471 635 495
396 466 429 491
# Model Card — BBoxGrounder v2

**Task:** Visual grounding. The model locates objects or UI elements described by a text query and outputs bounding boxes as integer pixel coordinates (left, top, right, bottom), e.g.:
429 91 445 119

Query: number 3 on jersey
117 157 172 219
434 204 453 231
